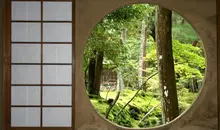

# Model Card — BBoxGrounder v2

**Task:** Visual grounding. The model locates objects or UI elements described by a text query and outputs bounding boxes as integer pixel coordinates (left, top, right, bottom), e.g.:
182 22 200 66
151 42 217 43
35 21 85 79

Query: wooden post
217 0 220 128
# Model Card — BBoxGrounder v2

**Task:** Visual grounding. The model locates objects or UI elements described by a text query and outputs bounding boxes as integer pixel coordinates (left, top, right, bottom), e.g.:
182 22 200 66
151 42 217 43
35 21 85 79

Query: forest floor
89 88 198 128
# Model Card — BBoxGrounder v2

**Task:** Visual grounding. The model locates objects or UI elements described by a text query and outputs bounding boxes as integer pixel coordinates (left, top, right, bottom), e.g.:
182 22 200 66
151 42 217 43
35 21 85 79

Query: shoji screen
3 0 74 130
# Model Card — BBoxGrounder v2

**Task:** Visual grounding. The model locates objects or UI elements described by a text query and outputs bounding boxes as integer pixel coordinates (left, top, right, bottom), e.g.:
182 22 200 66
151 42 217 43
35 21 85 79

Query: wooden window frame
3 0 75 129
217 0 220 129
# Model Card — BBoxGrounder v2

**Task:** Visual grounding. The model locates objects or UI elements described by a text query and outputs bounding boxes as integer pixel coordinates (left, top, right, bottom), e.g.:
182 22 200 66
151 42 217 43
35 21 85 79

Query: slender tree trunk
93 51 104 96
117 71 124 91
116 29 126 91
191 78 195 92
143 28 150 92
192 41 199 92
84 66 89 90
138 20 147 90
155 6 179 123
138 20 150 91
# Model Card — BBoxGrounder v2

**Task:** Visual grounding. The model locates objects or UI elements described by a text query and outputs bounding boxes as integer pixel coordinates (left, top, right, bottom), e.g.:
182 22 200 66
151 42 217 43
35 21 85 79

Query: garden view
83 4 205 128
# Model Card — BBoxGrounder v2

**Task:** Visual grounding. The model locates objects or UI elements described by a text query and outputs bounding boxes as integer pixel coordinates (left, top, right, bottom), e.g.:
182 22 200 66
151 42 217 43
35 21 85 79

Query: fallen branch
137 103 160 126
105 91 121 119
114 72 158 122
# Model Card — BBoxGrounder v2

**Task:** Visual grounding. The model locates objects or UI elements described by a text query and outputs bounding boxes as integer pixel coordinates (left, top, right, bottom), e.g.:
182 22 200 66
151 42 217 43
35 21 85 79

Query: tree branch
114 71 158 122
105 91 121 119
137 103 160 126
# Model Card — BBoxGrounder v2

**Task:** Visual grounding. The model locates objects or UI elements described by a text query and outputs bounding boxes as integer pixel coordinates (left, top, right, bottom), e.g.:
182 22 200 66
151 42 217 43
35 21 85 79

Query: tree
87 51 97 95
93 51 104 95
87 50 104 96
138 19 151 91
117 28 126 92
105 29 126 119
84 4 153 95
138 19 147 90
155 6 179 123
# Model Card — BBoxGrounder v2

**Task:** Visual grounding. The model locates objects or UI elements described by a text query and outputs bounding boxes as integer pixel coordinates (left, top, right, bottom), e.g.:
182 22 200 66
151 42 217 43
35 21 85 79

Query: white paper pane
43 86 71 105
11 107 40 127
43 107 71 127
12 2 41 20
43 65 72 84
43 44 72 63
12 23 41 42
11 65 41 84
11 86 40 105
12 44 41 63
43 23 72 42
43 2 72 21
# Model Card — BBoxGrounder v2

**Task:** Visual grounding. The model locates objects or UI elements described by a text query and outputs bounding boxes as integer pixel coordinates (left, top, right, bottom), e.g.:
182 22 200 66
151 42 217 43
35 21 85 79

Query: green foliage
172 40 205 70
91 89 162 128
90 88 198 128
177 86 199 113
147 40 205 87
172 12 199 44
83 4 156 71
84 3 205 129
173 40 205 85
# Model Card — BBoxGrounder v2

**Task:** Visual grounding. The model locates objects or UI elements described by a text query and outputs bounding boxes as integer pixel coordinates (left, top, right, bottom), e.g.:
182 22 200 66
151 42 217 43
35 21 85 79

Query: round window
82 3 205 128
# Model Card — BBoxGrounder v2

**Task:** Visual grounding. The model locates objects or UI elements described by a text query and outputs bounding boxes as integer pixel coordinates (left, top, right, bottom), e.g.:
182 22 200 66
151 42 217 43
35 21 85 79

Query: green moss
89 87 197 128
90 89 163 128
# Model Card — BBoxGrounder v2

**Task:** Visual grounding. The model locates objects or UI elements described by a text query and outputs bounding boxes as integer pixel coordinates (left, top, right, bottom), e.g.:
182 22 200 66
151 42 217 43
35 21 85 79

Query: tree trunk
93 51 104 96
155 6 179 123
87 50 104 96
117 71 124 91
143 28 150 92
116 29 126 91
138 20 147 90
138 20 150 91
88 51 97 95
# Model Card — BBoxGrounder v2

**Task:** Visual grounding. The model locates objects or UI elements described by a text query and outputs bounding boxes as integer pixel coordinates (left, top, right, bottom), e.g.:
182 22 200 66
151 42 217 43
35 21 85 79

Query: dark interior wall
0 0 4 128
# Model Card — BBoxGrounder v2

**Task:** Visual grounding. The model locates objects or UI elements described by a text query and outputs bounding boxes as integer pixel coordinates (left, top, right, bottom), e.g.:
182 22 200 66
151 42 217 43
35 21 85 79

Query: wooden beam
217 0 220 129
72 0 75 129
3 0 11 129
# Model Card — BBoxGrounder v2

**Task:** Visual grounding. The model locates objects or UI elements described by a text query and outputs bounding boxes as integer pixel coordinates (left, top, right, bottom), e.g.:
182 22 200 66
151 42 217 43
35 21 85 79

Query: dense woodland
83 4 205 128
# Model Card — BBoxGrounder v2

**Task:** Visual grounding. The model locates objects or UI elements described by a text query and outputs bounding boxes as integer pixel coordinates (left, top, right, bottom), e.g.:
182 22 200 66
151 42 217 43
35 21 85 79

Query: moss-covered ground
89 88 198 128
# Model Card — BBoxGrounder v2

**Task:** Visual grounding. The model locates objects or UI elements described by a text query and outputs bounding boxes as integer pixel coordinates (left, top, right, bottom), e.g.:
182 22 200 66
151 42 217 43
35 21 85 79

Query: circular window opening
83 3 205 128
